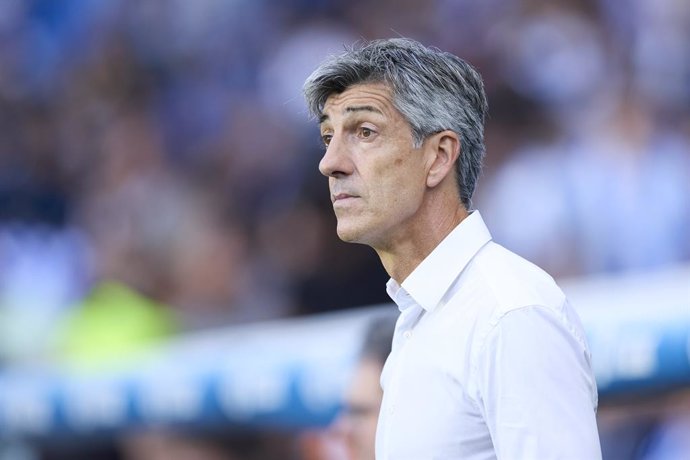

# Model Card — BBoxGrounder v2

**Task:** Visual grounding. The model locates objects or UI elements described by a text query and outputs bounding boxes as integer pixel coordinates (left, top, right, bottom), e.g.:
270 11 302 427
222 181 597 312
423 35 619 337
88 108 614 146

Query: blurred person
642 414 690 459
597 397 666 460
482 6 690 277
638 389 690 459
55 280 176 370
335 313 397 460
166 200 285 328
0 223 90 363
596 389 690 459
304 38 600 458
482 91 690 278
300 312 397 460
564 95 690 273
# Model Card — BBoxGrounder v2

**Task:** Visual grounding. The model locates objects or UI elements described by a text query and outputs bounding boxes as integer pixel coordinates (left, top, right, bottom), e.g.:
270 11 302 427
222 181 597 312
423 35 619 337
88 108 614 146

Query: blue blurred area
0 267 689 459
0 0 688 459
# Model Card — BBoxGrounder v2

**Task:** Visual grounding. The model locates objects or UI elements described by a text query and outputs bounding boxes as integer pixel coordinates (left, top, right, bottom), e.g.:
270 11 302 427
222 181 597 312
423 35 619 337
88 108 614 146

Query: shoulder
469 242 566 318
465 242 592 364
463 242 592 355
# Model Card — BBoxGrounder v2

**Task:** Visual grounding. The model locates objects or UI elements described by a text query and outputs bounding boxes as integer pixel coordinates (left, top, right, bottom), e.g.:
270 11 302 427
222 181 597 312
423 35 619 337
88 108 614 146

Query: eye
358 126 376 139
321 133 332 147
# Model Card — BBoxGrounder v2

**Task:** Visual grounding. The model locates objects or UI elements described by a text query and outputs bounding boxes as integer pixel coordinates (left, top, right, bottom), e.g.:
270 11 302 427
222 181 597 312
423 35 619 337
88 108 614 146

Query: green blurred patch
56 281 178 371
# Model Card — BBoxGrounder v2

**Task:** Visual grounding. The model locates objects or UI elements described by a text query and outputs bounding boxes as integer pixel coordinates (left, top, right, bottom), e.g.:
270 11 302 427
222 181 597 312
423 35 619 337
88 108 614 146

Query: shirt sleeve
474 305 601 460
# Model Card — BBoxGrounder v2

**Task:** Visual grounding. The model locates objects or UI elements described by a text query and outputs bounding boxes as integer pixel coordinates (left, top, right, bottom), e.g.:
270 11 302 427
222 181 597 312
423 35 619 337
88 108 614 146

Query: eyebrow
319 105 384 124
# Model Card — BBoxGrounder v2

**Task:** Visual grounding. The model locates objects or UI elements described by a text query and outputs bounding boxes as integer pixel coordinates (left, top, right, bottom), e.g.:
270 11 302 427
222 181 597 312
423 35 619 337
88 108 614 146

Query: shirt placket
381 300 424 457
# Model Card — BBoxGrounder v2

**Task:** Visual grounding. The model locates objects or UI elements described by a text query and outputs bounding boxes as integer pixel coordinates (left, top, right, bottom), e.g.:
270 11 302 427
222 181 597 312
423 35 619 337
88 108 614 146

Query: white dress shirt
376 211 601 460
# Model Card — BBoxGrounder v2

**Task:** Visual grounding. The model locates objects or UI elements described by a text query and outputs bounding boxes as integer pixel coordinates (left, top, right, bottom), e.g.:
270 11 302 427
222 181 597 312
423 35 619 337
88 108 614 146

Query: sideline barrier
0 265 688 437
564 264 690 396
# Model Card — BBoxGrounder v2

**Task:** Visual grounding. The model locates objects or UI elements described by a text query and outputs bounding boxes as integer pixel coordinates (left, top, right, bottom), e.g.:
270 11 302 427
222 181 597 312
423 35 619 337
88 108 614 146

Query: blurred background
0 0 688 458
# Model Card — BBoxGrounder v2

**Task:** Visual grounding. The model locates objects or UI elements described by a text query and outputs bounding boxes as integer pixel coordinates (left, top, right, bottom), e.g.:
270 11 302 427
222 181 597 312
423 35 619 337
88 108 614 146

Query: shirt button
403 330 412 340
388 404 396 415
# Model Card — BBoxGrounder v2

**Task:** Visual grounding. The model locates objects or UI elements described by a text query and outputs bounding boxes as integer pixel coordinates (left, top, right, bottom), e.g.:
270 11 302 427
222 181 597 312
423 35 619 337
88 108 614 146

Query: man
335 313 398 460
304 38 600 459
298 313 397 460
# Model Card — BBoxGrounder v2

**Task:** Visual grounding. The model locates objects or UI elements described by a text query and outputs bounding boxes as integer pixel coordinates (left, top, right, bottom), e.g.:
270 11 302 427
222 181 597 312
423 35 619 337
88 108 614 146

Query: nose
318 135 353 178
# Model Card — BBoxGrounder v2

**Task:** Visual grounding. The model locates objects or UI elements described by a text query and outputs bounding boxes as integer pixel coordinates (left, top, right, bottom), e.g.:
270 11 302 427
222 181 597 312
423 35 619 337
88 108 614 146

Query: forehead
321 83 396 122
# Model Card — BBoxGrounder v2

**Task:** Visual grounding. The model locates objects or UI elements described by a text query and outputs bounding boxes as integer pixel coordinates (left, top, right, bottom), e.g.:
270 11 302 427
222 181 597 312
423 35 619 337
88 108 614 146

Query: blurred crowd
0 0 688 404
2 0 689 366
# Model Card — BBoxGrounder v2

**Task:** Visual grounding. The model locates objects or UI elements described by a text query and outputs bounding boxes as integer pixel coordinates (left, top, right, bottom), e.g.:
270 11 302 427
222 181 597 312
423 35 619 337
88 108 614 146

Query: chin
336 221 368 244
336 228 361 243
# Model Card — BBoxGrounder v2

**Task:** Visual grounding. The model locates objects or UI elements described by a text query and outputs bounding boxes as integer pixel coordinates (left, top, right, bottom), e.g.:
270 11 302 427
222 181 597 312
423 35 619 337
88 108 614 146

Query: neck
375 198 468 283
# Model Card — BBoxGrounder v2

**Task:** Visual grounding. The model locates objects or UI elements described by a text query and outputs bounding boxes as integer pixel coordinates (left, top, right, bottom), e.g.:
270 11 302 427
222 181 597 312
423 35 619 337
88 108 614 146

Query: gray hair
303 38 489 209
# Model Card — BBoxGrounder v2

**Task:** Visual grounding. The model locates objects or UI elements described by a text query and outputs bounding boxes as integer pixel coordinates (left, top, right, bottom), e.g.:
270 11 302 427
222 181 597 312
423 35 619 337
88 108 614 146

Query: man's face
337 358 383 460
318 83 430 250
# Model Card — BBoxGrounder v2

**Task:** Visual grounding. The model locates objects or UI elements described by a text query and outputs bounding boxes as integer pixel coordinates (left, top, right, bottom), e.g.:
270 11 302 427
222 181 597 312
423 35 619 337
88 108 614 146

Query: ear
425 130 460 188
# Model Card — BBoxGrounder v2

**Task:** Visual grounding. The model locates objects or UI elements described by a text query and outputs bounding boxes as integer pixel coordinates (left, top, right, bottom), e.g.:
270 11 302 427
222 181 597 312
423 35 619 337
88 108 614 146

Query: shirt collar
391 210 492 312
386 278 417 312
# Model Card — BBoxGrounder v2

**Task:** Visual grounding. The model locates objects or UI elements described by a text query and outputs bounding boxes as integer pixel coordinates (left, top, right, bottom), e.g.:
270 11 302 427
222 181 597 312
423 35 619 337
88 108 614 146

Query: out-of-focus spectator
0 0 688 456
300 312 398 460
335 313 397 460
1 0 687 346
55 281 176 371
598 389 690 459
480 89 690 277
0 223 89 363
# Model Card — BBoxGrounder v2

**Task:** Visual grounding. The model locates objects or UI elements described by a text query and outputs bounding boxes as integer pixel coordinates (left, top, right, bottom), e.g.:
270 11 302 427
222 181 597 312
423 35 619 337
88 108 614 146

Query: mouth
332 193 359 203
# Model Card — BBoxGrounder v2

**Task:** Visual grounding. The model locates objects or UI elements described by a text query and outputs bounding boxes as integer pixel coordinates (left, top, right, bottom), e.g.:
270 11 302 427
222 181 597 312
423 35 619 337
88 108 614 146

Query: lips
331 193 359 203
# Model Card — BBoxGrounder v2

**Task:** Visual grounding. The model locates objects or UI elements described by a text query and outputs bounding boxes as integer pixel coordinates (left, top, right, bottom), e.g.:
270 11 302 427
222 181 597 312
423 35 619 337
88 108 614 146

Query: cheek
373 160 425 209
352 416 378 449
